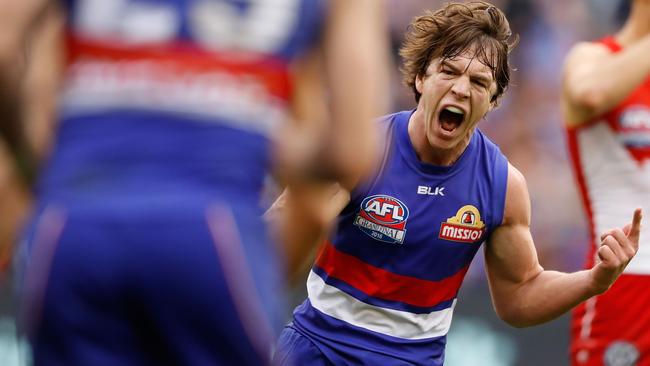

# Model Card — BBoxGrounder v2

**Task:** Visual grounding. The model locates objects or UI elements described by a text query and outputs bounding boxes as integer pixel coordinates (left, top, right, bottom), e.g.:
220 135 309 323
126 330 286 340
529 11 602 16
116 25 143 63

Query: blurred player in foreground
0 0 390 365
562 0 650 365
270 2 643 365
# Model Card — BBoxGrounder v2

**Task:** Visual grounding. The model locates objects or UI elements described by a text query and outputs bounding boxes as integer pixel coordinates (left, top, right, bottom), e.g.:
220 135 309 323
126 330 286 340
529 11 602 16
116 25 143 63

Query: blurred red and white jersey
567 36 650 366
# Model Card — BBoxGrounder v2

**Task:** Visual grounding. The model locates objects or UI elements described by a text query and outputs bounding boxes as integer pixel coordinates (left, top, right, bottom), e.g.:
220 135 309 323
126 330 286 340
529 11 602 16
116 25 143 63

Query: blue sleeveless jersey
291 110 509 365
19 2 326 365
40 0 325 207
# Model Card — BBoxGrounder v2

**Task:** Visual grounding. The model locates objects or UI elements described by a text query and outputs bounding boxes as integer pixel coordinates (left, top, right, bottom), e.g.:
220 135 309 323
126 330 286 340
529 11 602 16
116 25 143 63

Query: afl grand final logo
439 205 485 243
354 195 409 244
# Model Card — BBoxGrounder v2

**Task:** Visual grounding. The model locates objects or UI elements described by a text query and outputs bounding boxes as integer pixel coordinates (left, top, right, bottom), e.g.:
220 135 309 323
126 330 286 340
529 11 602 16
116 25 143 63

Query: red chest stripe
315 242 468 308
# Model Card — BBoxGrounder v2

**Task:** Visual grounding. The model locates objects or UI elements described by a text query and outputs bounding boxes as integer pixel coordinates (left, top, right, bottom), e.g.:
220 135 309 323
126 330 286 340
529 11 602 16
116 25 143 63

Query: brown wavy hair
400 1 518 104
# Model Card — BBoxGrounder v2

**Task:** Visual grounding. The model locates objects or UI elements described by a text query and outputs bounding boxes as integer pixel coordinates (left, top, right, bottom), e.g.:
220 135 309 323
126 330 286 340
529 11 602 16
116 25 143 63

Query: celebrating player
272 2 643 365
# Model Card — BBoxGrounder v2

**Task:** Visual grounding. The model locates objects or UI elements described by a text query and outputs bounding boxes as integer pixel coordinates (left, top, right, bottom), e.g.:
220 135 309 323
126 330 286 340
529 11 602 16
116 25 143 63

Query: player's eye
472 79 487 88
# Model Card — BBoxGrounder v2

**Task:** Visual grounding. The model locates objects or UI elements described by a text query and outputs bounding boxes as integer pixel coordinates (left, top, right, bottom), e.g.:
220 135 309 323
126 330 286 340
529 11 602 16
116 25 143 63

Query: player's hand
590 208 642 294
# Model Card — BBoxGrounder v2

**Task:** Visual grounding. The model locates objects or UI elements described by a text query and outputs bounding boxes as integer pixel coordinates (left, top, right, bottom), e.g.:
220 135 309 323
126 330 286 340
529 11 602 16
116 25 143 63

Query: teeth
445 106 464 115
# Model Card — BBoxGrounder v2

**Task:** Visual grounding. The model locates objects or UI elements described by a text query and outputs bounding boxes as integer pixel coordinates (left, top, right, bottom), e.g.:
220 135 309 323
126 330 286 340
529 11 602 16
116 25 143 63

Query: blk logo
417 186 445 196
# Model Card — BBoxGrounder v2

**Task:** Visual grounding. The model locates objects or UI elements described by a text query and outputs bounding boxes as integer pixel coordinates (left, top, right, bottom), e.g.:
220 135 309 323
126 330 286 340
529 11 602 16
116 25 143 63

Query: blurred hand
590 208 642 293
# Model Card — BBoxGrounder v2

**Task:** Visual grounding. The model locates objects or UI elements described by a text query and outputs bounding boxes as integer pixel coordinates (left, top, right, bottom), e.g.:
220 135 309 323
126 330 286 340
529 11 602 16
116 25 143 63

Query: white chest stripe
307 271 456 340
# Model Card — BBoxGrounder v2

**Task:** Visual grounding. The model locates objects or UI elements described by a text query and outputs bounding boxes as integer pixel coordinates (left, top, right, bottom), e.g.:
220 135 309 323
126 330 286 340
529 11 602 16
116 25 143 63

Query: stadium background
0 0 628 365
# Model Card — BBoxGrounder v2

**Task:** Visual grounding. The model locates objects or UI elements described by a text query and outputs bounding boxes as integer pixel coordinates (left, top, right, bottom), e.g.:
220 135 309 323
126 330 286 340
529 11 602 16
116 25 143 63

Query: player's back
41 0 324 209
18 1 326 365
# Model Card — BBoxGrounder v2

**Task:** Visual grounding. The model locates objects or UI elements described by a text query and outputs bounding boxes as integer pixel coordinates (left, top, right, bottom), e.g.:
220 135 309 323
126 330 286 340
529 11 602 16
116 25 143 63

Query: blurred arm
0 141 31 274
484 163 641 327
0 0 51 129
0 1 62 273
561 35 650 126
270 0 390 282
319 0 391 186
265 184 350 283
0 0 58 181
21 4 65 162
277 0 391 186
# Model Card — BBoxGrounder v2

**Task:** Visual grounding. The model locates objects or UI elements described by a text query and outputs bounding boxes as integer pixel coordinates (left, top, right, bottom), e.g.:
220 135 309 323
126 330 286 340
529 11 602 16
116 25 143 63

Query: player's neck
616 2 650 45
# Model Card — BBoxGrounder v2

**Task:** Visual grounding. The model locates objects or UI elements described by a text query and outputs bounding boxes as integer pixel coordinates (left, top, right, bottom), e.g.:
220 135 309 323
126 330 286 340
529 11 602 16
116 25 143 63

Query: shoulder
502 163 531 226
472 130 509 172
474 129 502 152
506 163 527 192
562 41 613 81
561 41 614 127
563 41 612 69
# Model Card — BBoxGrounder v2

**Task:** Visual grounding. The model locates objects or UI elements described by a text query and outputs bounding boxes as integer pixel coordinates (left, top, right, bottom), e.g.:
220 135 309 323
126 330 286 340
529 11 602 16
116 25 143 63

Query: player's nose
450 76 470 100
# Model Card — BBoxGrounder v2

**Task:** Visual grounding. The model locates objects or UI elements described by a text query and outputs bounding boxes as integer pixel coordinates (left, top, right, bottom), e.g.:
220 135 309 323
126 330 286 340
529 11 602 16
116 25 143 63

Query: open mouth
439 106 465 132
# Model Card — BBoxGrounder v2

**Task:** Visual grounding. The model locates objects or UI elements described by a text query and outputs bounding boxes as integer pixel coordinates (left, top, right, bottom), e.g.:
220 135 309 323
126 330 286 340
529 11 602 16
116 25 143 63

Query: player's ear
489 92 499 110
415 74 424 94
483 98 498 120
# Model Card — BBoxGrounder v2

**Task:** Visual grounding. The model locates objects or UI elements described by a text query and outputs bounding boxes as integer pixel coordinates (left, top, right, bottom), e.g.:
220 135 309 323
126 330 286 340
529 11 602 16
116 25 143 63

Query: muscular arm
561 35 650 126
485 164 642 327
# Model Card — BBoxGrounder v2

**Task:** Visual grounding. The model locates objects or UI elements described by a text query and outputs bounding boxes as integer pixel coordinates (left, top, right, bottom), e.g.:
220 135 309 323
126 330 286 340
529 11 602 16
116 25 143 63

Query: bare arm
0 0 50 63
265 184 350 283
0 0 59 182
269 0 389 282
277 0 391 187
0 141 31 273
0 0 51 125
319 0 391 185
0 0 59 273
485 163 642 327
21 4 65 162
561 36 650 126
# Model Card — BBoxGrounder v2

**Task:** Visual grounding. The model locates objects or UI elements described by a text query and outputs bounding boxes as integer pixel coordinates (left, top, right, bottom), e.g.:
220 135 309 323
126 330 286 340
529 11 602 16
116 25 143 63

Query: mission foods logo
354 195 409 244
439 205 485 243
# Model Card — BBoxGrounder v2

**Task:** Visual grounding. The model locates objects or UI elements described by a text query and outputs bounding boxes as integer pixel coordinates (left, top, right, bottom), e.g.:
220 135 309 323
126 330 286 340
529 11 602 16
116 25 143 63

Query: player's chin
430 127 461 147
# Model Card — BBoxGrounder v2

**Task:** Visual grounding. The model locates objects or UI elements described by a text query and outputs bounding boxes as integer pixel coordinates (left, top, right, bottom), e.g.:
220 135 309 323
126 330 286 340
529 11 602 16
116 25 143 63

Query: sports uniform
275 110 509 365
568 36 650 366
17 0 324 364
